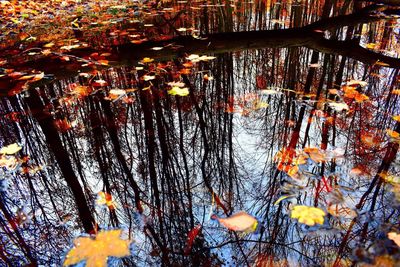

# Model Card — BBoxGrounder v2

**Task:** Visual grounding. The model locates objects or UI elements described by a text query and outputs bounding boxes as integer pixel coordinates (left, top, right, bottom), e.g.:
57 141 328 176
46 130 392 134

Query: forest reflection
1 0 400 266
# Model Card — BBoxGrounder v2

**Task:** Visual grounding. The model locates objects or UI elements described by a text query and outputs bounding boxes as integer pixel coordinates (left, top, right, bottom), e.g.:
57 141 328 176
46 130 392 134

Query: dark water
1 1 400 266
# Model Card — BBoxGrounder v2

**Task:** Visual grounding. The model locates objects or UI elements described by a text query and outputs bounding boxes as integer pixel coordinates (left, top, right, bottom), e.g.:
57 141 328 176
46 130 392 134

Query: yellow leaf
253 100 269 110
96 192 117 209
291 205 325 226
393 115 400 122
141 57 154 64
32 72 44 82
43 42 55 48
392 89 400 95
143 75 155 81
0 155 18 170
168 87 189 96
354 93 369 103
0 143 22 155
387 129 400 139
287 165 299 178
304 147 326 163
63 230 131 267
375 61 390 67
216 211 258 232
274 194 296 206
379 172 400 185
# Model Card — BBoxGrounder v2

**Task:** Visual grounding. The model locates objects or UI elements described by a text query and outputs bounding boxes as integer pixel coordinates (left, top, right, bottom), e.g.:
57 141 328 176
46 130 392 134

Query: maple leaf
214 211 258 232
291 205 325 226
63 230 131 267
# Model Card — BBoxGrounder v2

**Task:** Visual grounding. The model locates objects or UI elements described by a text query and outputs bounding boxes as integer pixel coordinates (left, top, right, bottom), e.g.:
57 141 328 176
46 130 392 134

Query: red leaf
256 75 267 89
214 193 229 214
183 224 201 255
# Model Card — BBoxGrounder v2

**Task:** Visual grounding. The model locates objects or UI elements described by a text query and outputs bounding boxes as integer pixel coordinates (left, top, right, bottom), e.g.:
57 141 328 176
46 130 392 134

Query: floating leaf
253 100 269 110
54 119 73 132
304 147 326 163
141 57 154 64
260 89 281 95
96 192 116 209
143 75 155 81
327 204 357 219
328 102 349 112
167 81 185 88
0 143 22 155
274 194 296 206
214 211 258 232
168 87 189 96
256 75 267 89
63 230 131 267
309 63 321 68
366 43 377 49
387 129 400 139
392 89 400 95
379 172 400 185
388 232 400 247
109 89 126 96
183 224 201 255
97 60 109 66
0 155 18 170
347 80 368 87
393 115 400 122
92 80 108 87
291 205 325 226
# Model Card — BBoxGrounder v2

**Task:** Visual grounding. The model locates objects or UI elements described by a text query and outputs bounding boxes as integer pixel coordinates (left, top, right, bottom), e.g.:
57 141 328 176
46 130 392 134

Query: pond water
1 0 400 266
